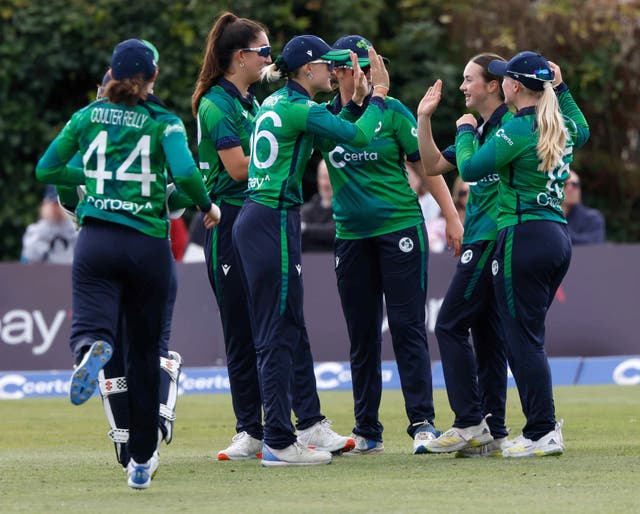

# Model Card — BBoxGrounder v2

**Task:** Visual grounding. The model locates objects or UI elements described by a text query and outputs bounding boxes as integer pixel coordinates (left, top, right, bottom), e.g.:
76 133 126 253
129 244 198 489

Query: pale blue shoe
70 341 113 405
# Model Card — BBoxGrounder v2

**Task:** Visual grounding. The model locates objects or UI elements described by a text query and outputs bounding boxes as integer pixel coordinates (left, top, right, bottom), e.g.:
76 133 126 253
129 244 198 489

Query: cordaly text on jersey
90 107 148 129
86 195 153 215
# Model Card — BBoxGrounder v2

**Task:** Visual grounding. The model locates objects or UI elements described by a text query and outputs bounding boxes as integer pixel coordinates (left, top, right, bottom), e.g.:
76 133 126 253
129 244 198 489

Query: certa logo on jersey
328 146 379 169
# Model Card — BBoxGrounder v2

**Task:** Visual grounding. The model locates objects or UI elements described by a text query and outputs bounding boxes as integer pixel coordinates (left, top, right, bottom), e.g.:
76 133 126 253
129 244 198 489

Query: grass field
1 385 639 513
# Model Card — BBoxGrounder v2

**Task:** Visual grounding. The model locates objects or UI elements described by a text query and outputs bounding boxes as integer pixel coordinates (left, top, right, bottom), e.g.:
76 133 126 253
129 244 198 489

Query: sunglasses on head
240 45 271 58
335 64 370 73
309 59 335 72
508 68 553 81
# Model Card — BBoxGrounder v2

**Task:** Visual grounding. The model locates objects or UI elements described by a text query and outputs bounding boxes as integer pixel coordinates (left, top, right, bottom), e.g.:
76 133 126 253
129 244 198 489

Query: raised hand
351 51 368 104
417 79 443 119
368 47 389 95
548 61 563 87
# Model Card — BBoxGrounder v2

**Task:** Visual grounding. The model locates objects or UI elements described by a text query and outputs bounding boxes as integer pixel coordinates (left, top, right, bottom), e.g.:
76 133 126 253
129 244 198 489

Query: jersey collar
477 103 510 144
286 80 311 99
218 77 255 108
515 105 536 118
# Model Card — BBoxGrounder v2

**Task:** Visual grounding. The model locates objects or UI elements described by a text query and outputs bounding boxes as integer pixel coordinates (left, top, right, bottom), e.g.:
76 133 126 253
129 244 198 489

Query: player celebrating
36 39 220 489
232 35 388 466
454 52 589 457
324 35 463 455
192 14 355 461
415 54 511 456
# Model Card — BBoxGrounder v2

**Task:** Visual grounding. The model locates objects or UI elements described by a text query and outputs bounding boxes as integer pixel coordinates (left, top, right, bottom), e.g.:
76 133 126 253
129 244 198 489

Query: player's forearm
417 116 444 176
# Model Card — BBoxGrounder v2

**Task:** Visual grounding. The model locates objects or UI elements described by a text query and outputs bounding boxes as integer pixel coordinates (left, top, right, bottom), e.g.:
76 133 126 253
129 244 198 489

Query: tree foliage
1 0 638 260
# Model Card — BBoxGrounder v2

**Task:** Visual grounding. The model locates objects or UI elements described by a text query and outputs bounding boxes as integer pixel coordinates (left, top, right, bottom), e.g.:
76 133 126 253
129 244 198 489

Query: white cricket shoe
217 431 263 461
127 451 159 490
261 441 332 467
296 419 355 453
456 437 509 458
502 420 565 458
424 418 493 453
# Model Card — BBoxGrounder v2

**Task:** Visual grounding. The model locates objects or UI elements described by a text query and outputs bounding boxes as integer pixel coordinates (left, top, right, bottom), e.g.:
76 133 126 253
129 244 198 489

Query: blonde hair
536 82 566 172
260 63 285 83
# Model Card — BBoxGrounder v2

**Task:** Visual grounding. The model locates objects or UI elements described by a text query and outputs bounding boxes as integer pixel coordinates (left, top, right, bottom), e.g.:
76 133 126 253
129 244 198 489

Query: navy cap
332 35 389 67
111 39 157 81
488 51 554 91
280 35 350 71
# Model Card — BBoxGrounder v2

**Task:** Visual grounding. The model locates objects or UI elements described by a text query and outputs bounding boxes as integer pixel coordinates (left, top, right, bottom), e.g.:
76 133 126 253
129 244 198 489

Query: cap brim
336 56 391 68
488 60 508 76
321 49 352 61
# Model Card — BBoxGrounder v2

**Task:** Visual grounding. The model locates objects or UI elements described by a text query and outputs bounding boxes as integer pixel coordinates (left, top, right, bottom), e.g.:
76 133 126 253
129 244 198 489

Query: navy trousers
205 201 263 440
232 200 323 449
70 218 171 463
435 240 508 438
100 256 178 465
335 224 434 441
493 221 571 440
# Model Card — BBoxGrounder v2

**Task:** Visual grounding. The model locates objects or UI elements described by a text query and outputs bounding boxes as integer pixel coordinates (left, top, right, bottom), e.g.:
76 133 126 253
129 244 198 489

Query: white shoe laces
231 431 250 442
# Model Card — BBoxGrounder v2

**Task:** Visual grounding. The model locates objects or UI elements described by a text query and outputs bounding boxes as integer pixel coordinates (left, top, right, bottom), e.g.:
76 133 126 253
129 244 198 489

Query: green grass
1 386 639 513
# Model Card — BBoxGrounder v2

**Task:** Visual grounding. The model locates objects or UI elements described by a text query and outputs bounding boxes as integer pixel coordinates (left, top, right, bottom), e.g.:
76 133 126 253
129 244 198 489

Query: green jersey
247 81 385 209
443 104 514 243
325 94 424 239
456 87 589 230
36 98 210 238
196 78 259 206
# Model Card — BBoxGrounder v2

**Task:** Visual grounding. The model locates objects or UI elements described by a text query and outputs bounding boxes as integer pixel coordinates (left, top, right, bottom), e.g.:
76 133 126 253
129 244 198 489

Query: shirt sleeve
305 97 386 149
557 87 590 149
35 114 86 185
456 121 524 182
442 144 457 166
391 100 420 162
161 120 211 211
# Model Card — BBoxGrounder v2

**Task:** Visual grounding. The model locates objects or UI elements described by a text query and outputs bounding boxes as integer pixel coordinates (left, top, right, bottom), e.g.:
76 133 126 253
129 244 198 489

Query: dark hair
192 12 267 116
470 53 506 101
104 75 149 106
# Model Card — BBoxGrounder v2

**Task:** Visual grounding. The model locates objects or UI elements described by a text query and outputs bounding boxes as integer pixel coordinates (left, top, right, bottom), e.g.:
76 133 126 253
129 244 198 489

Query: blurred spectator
562 169 606 244
452 176 470 225
301 159 335 252
407 166 441 222
21 185 77 263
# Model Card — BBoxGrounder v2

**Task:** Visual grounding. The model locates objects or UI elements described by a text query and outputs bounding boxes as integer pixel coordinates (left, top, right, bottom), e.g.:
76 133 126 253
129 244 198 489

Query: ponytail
260 55 287 83
192 12 267 116
105 76 149 107
536 82 566 172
